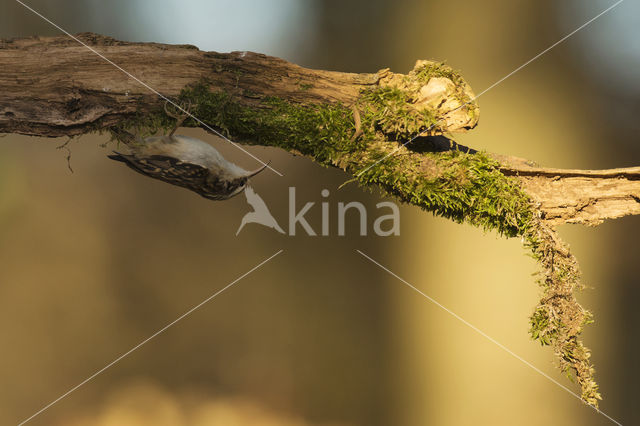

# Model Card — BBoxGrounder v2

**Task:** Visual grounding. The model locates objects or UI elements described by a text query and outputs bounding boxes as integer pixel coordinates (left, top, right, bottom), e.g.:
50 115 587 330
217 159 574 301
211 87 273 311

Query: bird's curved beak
246 161 270 178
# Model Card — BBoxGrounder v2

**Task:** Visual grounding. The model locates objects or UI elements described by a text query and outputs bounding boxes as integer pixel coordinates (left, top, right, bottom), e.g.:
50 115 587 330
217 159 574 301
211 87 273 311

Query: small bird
236 186 285 235
108 134 268 200
108 102 268 201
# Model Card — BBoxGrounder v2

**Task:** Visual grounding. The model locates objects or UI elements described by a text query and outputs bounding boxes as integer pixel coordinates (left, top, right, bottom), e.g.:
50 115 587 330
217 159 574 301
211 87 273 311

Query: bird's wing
109 152 210 188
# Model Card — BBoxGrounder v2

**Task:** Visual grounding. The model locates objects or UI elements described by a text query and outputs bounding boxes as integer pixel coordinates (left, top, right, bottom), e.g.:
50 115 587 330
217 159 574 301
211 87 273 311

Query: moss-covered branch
165 79 602 405
3 33 639 407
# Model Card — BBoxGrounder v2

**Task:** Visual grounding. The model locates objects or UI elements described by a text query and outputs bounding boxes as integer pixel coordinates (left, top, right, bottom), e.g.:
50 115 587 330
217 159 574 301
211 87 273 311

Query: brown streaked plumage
108 134 267 200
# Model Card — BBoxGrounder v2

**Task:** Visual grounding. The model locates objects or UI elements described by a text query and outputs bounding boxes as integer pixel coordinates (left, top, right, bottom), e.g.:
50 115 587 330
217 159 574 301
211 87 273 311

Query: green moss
356 150 535 237
412 61 466 88
171 80 534 237
179 82 359 164
529 306 560 345
119 110 174 138
359 87 439 139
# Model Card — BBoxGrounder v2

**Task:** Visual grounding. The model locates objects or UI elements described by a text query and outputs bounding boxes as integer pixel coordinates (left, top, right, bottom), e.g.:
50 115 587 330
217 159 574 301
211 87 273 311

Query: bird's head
201 161 269 200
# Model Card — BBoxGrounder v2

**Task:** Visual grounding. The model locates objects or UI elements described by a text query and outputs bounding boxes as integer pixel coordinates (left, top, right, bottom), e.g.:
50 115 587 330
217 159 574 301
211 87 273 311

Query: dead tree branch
1 33 638 226
1 33 638 406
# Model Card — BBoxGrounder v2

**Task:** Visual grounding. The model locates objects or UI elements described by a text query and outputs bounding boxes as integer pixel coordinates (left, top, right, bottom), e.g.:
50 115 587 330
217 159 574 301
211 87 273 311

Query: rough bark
496 155 640 226
1 33 638 226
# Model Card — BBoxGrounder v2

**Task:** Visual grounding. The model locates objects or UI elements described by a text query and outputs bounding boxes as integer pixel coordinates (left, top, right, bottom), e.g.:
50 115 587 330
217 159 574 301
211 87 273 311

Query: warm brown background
1 1 638 425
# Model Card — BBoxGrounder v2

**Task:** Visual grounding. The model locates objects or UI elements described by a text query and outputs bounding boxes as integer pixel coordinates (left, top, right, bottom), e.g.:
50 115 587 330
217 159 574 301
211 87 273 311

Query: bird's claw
164 100 195 136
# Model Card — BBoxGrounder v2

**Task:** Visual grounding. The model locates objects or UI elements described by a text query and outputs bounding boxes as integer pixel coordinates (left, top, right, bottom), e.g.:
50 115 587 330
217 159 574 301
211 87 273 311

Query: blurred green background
1 1 638 425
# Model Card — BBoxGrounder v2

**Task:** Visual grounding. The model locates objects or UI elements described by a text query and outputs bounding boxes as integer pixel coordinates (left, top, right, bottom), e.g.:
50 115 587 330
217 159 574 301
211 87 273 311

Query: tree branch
496 155 640 226
2 33 637 407
1 33 637 226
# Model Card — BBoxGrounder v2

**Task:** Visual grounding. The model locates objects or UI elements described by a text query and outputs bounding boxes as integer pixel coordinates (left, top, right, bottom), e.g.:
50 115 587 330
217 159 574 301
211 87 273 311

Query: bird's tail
107 151 128 163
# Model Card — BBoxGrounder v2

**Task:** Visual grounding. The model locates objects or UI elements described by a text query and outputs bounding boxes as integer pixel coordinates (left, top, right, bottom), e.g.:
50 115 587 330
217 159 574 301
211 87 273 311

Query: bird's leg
164 100 192 136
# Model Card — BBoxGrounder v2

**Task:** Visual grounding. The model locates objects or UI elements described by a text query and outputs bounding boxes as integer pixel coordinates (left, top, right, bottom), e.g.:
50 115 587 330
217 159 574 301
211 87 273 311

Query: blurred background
1 0 638 425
